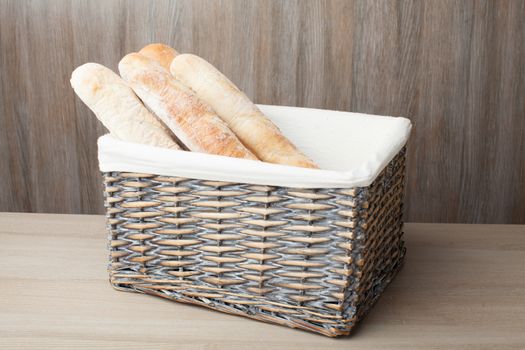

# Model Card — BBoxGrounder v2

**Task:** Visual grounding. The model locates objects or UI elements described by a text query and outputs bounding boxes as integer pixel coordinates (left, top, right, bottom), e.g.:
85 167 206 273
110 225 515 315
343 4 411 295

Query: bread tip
119 52 156 67
140 43 178 54
118 52 140 74
170 52 196 63
169 53 211 76
119 51 138 64
139 43 179 71
70 62 102 88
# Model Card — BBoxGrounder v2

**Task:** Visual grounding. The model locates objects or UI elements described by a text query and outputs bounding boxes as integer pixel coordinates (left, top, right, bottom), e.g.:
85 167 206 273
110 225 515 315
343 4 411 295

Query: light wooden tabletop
1 213 524 349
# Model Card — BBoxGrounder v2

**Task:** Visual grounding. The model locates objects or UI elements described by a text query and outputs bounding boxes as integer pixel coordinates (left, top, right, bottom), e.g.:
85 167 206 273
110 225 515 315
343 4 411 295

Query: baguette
139 43 178 71
118 53 257 160
70 63 180 149
169 54 318 168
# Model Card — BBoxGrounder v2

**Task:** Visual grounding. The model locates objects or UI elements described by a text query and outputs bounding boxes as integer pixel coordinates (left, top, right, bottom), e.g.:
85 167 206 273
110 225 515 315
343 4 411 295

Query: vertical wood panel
0 0 524 223
0 1 30 212
1 0 82 213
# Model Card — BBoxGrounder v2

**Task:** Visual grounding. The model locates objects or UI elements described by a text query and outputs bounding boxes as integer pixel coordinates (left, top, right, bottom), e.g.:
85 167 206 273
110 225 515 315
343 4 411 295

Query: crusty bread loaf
139 43 178 71
70 63 180 149
119 53 257 160
169 54 318 168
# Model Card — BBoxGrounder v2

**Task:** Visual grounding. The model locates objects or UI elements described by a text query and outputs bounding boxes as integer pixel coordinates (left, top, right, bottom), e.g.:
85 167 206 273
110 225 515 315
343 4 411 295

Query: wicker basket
103 145 406 337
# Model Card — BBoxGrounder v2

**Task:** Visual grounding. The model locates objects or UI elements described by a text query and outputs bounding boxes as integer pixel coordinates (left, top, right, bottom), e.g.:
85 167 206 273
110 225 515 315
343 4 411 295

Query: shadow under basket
104 148 406 337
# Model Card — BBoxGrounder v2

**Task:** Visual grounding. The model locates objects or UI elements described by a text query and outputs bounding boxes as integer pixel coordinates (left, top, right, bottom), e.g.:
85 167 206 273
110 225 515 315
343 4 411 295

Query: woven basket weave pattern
104 148 406 337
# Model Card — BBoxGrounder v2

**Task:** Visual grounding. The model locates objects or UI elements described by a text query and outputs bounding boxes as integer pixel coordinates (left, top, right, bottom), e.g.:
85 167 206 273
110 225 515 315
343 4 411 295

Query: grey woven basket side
103 147 406 337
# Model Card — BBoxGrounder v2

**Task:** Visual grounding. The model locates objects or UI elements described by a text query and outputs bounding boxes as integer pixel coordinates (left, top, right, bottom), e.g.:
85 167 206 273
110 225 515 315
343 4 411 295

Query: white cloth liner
98 104 412 188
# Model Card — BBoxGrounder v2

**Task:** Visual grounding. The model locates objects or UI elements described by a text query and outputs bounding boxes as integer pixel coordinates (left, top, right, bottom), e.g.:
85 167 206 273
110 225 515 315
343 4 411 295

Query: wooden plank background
0 0 524 223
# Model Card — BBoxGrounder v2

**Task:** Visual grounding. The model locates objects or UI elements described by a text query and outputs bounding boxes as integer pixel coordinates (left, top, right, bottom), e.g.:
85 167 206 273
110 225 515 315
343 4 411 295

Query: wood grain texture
1 213 524 349
0 0 524 223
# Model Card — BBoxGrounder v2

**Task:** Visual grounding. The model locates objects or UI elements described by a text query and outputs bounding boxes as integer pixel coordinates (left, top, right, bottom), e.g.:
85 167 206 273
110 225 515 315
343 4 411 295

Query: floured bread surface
70 63 180 149
118 53 257 160
139 43 179 71
170 54 318 168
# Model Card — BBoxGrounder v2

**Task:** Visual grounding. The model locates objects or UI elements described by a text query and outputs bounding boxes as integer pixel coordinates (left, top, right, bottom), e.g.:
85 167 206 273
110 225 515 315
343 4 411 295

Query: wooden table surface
1 213 524 349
